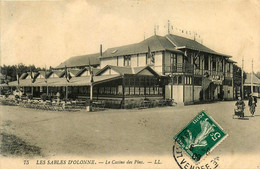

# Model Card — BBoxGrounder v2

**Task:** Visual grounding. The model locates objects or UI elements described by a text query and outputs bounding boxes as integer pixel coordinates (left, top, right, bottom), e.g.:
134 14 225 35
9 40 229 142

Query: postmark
173 110 228 162
173 143 220 169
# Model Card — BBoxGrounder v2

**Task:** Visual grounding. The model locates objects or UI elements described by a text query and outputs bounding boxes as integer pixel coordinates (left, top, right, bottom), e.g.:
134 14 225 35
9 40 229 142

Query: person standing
56 91 61 104
248 93 257 116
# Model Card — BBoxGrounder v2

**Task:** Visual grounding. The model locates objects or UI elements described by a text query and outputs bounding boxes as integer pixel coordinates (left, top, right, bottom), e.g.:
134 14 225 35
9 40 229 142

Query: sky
0 0 259 72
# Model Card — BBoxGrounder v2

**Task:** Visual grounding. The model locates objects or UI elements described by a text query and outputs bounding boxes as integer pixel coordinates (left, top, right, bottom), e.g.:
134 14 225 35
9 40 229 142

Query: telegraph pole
251 59 253 94
241 57 244 99
168 20 170 34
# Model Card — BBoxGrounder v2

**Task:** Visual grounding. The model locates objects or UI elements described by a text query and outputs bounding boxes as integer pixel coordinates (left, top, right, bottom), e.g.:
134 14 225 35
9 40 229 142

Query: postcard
0 0 259 168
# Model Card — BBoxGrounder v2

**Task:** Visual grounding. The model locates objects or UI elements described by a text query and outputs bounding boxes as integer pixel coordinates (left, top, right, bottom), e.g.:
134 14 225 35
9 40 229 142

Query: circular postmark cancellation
172 110 228 168
172 143 220 169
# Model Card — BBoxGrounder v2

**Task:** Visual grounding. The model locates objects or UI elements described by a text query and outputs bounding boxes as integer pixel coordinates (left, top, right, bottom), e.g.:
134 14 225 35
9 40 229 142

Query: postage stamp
173 110 228 162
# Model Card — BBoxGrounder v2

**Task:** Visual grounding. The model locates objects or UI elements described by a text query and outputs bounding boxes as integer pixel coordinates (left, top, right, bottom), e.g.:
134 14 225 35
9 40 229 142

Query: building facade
2 34 236 105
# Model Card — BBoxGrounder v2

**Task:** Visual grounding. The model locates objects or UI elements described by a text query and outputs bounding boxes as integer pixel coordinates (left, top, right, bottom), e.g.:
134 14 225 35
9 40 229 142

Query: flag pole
45 65 49 95
87 58 93 112
251 59 253 94
30 67 34 96
241 57 244 99
65 65 68 102
16 65 20 90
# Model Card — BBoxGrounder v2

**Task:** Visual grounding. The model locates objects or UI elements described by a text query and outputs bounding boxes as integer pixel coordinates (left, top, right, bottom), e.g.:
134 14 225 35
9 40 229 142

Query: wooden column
31 86 34 96
121 76 125 109
183 57 186 103
192 64 195 102
144 77 147 99
65 86 68 101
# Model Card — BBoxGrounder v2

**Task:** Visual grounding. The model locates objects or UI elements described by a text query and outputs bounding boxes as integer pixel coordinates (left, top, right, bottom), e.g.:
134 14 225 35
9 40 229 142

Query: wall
165 84 184 103
194 86 201 101
139 54 146 67
164 52 170 73
183 85 201 102
118 56 123 67
184 85 193 102
223 85 233 100
154 52 163 74
100 58 116 68
177 54 183 65
101 69 118 75
131 54 138 67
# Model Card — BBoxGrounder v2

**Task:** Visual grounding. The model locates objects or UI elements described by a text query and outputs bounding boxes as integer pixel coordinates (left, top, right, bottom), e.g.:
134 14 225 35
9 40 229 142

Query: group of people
235 94 258 117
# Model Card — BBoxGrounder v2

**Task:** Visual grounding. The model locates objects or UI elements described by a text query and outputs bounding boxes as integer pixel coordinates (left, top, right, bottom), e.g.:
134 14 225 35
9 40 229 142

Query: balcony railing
164 63 231 78
164 63 193 74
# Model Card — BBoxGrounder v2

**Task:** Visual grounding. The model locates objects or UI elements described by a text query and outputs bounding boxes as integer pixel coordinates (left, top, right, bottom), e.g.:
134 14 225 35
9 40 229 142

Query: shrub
27 94 33 100
40 93 48 101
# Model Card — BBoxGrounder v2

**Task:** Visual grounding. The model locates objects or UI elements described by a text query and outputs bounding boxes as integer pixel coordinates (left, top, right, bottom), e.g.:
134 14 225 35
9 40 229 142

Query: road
0 101 260 169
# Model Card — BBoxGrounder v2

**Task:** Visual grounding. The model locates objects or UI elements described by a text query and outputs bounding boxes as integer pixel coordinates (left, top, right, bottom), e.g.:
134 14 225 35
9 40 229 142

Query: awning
5 75 122 87
202 78 222 90
202 78 212 90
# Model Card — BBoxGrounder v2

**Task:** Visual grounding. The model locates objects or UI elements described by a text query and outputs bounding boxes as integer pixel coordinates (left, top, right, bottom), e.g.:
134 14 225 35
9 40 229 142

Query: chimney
100 44 103 57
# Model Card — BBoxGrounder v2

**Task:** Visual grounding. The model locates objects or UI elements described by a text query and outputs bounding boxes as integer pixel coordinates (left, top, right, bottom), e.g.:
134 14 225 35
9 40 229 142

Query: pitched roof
69 69 82 77
227 58 237 63
56 53 100 69
101 35 183 58
52 70 65 78
20 73 28 79
5 75 121 87
166 34 231 57
96 65 160 76
38 71 52 78
244 73 260 85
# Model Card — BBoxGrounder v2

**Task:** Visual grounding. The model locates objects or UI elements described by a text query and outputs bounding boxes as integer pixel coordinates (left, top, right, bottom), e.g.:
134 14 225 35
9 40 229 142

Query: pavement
0 101 260 169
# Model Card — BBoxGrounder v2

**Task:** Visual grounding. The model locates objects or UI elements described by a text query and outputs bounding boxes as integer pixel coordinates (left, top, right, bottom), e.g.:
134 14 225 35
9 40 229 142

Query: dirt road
0 101 260 168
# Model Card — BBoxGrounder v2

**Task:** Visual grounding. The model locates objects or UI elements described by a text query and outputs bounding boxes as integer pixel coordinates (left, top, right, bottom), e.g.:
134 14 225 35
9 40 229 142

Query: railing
164 63 193 74
164 63 232 78
225 72 233 78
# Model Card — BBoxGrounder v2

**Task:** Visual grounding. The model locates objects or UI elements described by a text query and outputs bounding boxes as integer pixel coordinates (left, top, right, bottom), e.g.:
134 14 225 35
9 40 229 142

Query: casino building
3 33 235 105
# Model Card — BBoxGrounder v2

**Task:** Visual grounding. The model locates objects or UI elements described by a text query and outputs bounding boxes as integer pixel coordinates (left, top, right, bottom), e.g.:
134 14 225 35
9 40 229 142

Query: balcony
164 64 232 79
164 63 193 74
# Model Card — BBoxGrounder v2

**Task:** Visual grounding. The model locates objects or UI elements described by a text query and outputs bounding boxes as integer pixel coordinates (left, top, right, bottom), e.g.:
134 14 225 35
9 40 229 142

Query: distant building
244 73 260 98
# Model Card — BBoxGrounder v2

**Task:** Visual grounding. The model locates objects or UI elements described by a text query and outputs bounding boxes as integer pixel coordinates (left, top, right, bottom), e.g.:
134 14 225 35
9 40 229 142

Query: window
212 58 217 71
194 77 202 86
170 53 177 71
124 55 131 66
226 63 230 72
204 55 209 70
218 58 223 72
146 53 155 65
130 87 135 95
140 87 145 95
125 87 130 95
187 52 192 64
178 76 183 84
184 76 192 85
172 76 178 84
194 54 200 69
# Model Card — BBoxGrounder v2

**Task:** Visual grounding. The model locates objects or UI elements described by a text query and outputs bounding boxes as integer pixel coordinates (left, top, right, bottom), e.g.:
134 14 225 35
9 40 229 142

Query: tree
0 64 45 82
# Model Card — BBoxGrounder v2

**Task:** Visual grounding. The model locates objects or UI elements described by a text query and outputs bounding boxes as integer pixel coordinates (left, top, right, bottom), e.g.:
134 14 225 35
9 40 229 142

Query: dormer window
111 49 118 54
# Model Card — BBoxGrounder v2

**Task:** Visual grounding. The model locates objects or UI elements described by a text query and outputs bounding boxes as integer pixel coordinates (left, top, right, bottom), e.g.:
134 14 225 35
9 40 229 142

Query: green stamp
173 110 227 162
